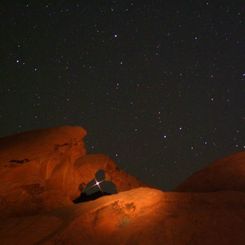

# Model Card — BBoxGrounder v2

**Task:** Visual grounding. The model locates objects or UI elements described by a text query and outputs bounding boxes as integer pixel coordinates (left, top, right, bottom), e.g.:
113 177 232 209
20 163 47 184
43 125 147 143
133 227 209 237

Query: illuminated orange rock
176 151 245 192
53 188 245 245
1 187 245 244
0 127 245 244
0 126 143 217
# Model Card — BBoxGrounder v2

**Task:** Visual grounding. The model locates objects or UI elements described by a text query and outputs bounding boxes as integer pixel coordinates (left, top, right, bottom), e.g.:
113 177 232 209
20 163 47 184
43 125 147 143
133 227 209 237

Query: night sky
1 1 244 190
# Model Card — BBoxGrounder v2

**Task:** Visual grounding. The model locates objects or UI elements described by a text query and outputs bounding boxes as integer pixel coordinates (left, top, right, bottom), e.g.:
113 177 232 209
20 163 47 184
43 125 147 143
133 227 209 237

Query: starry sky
1 1 244 190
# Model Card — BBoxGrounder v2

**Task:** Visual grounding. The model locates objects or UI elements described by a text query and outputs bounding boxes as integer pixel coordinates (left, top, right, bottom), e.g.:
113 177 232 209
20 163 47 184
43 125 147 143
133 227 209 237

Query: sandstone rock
0 126 143 217
176 151 245 192
1 127 244 244
1 188 245 244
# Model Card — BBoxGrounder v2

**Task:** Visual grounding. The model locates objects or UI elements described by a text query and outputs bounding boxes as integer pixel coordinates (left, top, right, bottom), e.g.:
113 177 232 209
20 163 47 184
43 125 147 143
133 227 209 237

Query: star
90 179 104 192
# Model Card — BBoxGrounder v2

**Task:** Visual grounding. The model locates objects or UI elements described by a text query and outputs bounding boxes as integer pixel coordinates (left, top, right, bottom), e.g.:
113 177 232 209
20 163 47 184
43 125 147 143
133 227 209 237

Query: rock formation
0 126 245 244
0 126 143 217
1 187 245 245
176 151 245 192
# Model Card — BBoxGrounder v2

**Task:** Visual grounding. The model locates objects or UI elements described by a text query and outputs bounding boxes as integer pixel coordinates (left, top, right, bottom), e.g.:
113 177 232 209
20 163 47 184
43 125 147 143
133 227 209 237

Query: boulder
176 151 245 192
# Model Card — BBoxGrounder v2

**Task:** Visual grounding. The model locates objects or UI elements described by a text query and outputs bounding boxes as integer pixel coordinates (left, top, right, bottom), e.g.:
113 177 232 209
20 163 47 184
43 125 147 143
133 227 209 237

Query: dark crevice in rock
73 192 112 203
54 143 70 150
9 159 30 164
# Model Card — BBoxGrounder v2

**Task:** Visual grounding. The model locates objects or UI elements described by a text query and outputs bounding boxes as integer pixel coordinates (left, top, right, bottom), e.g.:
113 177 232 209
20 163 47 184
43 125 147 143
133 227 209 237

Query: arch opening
73 169 118 203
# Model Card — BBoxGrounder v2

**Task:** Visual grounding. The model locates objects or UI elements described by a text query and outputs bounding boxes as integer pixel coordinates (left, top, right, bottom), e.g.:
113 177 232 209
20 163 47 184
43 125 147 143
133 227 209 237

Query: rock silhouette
176 151 245 192
0 126 245 244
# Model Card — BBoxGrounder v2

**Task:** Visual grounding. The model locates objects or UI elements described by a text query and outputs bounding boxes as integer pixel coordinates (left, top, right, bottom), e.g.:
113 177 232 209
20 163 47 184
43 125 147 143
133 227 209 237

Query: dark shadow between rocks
73 191 113 203
73 169 118 203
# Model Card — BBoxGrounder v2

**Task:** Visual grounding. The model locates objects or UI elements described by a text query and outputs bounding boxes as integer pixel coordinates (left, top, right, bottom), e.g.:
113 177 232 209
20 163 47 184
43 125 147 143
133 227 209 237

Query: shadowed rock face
0 126 245 244
175 151 245 192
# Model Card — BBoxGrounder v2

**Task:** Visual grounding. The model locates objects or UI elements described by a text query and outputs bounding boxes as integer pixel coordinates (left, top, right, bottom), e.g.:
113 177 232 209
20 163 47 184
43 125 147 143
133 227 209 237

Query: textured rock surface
0 126 143 218
0 127 245 244
176 151 245 192
1 188 245 245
